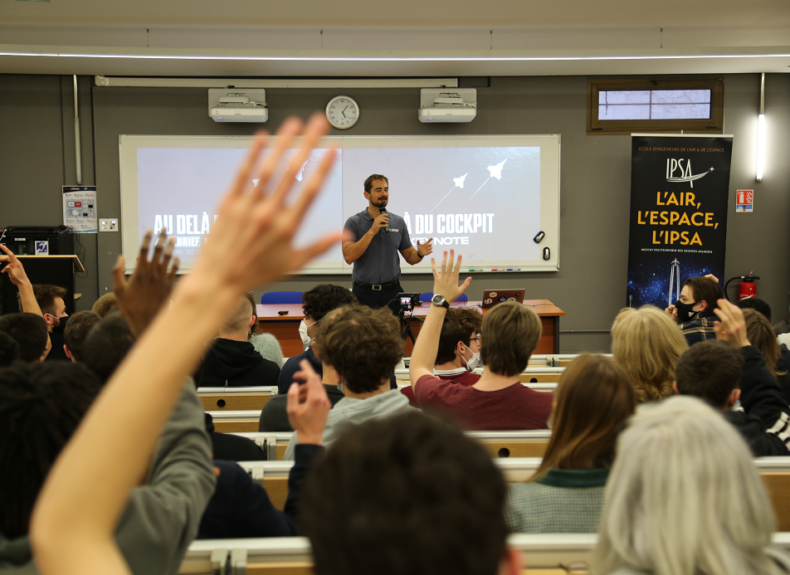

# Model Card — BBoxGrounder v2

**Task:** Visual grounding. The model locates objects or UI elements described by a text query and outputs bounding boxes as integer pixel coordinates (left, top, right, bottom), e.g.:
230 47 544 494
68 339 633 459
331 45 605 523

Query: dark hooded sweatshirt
201 338 280 388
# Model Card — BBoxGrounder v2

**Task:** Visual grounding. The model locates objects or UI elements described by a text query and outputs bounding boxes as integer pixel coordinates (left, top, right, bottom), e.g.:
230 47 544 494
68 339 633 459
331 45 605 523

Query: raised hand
287 360 331 445
431 249 472 304
0 243 31 287
714 298 751 348
186 114 343 297
113 229 179 338
664 304 678 323
417 238 434 257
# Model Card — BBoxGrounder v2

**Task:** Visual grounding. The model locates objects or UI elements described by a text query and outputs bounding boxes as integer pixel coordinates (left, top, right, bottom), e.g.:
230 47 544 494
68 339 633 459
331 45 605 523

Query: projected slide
120 135 560 274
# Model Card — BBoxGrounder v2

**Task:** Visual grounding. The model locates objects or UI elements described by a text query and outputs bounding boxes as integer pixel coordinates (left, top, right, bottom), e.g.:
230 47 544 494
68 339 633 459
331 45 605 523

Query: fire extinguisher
724 273 760 302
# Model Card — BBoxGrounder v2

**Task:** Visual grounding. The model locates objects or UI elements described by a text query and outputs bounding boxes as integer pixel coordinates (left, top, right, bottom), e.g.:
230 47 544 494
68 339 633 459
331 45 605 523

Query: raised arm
0 244 44 317
30 115 343 575
409 250 471 389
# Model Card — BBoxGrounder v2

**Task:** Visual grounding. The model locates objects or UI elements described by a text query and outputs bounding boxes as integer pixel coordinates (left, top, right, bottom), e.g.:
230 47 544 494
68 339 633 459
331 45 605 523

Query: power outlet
99 218 119 232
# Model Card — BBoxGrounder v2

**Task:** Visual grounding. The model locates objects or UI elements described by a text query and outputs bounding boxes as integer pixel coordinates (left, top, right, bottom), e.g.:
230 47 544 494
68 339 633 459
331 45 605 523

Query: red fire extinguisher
724 273 760 302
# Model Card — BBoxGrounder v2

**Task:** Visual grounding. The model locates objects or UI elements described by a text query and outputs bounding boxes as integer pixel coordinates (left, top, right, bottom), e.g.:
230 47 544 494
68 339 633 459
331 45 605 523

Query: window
587 78 724 135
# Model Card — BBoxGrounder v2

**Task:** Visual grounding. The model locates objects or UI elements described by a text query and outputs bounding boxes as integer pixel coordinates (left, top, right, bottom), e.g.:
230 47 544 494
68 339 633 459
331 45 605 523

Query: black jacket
277 347 323 395
205 413 265 461
775 344 790 406
197 444 323 539
724 346 790 457
201 338 280 388
259 385 346 432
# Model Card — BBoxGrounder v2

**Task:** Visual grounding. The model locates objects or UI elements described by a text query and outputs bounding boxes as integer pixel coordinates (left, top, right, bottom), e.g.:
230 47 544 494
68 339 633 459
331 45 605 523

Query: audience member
665 276 724 346
0 245 50 359
259 339 344 432
737 297 773 322
301 411 521 575
276 284 357 395
246 294 285 366
743 308 790 402
506 354 636 533
32 284 69 361
198 361 330 539
200 294 281 387
0 313 48 363
283 303 412 459
81 312 136 384
0 332 20 367
674 300 790 457
409 251 552 430
29 116 344 575
92 292 119 318
594 396 790 575
401 306 482 406
62 310 101 363
611 305 688 403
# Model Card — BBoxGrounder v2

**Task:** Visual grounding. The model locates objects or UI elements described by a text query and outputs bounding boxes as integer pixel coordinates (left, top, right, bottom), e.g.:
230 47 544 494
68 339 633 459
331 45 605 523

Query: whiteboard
119 134 560 274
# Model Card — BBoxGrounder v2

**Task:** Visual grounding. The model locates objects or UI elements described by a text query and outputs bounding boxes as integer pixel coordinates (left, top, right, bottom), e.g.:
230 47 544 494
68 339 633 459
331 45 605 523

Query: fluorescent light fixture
756 73 766 182
1 51 790 62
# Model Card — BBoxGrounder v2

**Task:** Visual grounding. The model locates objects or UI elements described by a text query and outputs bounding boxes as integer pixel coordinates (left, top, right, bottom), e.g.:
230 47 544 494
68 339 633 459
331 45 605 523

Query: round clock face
326 96 360 130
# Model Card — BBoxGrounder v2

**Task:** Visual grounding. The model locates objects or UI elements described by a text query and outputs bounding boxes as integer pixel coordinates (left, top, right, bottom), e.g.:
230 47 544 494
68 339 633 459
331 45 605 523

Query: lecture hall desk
257 300 565 357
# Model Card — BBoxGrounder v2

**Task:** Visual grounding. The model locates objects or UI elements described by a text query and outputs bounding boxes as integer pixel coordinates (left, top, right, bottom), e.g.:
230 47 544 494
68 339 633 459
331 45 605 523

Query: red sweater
400 371 480 407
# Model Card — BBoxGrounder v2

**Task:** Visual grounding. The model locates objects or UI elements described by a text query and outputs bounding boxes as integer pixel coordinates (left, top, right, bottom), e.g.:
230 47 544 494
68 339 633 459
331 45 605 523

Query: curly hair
301 285 357 322
314 304 402 393
0 362 102 538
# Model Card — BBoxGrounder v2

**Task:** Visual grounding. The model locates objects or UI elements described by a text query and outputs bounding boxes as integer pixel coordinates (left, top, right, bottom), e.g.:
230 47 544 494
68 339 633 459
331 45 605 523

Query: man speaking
343 174 433 314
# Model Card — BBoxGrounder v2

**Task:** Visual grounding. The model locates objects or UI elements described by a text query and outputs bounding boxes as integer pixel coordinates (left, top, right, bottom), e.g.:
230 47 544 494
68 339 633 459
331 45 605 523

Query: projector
419 88 477 123
208 88 268 123
210 106 268 123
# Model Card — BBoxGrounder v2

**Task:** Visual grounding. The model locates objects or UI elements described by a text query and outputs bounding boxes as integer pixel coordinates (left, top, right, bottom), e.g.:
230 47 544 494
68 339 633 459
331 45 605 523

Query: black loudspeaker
0 226 74 256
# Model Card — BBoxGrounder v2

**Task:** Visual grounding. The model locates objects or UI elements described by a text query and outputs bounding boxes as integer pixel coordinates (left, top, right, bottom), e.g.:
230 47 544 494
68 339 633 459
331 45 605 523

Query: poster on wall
62 186 98 233
626 134 733 309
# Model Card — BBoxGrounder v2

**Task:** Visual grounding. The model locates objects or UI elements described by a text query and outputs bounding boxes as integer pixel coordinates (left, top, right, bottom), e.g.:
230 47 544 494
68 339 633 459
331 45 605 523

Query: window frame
587 77 724 135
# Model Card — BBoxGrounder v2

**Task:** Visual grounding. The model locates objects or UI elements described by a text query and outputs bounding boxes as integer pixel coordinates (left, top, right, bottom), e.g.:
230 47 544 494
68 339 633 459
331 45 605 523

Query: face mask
50 314 69 334
675 300 698 323
299 319 319 351
460 344 480 372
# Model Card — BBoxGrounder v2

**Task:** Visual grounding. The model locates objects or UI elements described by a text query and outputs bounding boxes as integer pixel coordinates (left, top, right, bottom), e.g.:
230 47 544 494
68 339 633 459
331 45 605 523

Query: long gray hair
594 396 785 575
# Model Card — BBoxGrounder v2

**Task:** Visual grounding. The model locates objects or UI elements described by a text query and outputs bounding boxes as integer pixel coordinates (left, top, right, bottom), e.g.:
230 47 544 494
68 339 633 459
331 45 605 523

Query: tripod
397 303 420 346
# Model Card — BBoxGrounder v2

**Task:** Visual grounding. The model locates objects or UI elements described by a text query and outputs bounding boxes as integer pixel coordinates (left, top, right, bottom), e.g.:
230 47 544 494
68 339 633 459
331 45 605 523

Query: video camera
398 292 421 310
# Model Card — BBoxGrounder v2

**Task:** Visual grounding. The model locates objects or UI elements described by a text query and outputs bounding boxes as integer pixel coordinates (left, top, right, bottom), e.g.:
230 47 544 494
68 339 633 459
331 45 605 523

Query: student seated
283 304 413 459
611 305 688 403
0 313 49 363
409 251 552 430
32 284 70 361
198 361 330 539
665 276 723 346
674 299 790 457
62 310 101 363
594 395 790 575
200 294 280 387
301 411 522 575
276 284 357 395
27 116 348 575
401 306 482 406
92 292 119 318
742 308 790 404
506 354 635 533
81 312 136 384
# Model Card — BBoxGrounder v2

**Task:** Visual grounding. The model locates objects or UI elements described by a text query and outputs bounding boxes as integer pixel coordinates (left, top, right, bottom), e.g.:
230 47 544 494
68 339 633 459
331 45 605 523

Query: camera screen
401 297 412 305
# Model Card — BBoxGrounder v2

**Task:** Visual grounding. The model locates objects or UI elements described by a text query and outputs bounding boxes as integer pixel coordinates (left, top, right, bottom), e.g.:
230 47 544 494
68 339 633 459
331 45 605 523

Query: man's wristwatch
431 294 450 309
416 251 424 259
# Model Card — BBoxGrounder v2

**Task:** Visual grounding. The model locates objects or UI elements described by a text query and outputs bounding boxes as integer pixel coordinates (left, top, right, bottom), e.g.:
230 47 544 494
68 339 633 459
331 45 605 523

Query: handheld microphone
379 207 390 235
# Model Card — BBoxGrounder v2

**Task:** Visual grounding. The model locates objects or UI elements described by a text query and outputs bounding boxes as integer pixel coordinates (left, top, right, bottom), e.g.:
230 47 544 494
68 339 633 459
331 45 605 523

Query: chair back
261 291 303 304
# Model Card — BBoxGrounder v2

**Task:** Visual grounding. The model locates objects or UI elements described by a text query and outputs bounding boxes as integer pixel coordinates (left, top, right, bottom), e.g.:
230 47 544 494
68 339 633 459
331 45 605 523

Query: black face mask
675 300 698 323
52 315 69 334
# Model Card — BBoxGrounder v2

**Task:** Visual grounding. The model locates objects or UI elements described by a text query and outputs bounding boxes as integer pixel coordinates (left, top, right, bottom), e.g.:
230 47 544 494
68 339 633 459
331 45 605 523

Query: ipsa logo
665 159 714 188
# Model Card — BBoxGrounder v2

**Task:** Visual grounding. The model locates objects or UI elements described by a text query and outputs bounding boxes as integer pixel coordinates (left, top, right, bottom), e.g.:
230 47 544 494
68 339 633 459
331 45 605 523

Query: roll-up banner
626 134 733 308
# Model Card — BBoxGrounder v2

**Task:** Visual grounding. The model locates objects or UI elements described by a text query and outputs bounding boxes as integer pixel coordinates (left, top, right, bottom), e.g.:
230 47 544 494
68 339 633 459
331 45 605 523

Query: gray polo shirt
344 208 412 284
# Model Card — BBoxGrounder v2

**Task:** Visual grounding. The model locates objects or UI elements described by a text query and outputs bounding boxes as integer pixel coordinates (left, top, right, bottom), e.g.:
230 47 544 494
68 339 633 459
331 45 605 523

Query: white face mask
460 344 480 372
299 319 319 351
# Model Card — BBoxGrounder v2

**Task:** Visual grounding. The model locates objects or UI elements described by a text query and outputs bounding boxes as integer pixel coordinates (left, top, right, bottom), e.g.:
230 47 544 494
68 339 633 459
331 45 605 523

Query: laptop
481 289 525 309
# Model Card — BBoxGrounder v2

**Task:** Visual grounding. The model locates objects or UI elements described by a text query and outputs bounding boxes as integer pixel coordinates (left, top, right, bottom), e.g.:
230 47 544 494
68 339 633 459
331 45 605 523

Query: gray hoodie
0 382 215 575
283 389 414 460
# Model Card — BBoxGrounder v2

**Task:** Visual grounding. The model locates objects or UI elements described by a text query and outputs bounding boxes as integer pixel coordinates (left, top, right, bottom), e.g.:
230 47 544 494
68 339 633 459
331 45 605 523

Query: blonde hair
611 306 688 403
595 396 783 575
91 293 118 318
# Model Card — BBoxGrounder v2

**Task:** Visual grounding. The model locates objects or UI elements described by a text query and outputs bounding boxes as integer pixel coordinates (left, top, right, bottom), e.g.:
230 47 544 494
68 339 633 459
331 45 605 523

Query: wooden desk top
258 299 564 321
